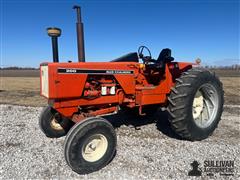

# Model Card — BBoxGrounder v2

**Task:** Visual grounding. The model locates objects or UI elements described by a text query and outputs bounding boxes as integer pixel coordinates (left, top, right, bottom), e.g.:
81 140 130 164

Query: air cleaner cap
47 27 61 37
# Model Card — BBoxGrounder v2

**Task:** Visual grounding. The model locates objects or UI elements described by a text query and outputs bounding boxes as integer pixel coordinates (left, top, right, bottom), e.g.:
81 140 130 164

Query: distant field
0 69 239 106
0 69 39 77
210 69 240 77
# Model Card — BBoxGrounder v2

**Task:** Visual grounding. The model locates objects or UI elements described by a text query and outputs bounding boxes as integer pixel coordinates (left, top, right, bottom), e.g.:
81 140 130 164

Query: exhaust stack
47 27 61 62
73 5 85 62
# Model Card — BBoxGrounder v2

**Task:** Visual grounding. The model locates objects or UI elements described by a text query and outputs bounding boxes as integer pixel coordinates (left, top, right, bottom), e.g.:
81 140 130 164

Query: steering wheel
138 46 152 64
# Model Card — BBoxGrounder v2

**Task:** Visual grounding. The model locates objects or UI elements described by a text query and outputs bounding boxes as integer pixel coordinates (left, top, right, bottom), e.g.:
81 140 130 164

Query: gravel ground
0 104 239 179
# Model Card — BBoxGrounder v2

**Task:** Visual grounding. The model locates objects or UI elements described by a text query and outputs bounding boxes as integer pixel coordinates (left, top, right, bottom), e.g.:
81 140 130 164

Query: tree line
204 64 240 70
0 67 39 70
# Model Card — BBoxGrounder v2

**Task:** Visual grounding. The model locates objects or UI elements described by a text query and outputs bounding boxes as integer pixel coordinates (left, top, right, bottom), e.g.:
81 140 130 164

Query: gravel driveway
0 104 239 179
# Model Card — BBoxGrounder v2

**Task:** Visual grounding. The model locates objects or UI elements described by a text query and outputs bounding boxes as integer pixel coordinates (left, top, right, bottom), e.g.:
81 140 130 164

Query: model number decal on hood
58 68 134 74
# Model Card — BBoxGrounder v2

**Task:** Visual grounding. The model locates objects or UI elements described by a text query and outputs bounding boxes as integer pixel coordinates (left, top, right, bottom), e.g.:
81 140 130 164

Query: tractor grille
41 65 49 97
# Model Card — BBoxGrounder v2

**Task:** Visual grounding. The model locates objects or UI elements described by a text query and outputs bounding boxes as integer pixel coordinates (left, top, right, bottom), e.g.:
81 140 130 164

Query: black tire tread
167 67 224 141
39 106 74 138
64 117 117 174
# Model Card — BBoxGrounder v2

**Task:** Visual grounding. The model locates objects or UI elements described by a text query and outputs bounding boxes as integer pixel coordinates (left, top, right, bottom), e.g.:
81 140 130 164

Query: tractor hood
40 62 139 99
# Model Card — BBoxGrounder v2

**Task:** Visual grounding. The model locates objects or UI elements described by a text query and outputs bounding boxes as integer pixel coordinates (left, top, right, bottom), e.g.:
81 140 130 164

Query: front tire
167 68 224 141
39 106 74 138
64 117 117 174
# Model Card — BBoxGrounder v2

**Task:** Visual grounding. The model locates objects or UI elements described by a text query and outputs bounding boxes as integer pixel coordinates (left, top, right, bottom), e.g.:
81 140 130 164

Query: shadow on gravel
154 110 183 140
103 106 183 140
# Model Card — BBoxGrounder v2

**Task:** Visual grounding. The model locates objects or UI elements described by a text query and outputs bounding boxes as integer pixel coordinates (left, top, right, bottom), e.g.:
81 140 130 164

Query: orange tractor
39 6 224 174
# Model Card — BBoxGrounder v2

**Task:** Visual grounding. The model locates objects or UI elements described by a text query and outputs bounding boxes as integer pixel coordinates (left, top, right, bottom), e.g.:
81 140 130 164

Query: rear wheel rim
82 134 108 162
192 83 219 128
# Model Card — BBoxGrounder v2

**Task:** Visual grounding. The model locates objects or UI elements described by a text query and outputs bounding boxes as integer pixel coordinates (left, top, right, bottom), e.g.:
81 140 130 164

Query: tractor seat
145 48 174 76
111 52 139 62
156 48 174 63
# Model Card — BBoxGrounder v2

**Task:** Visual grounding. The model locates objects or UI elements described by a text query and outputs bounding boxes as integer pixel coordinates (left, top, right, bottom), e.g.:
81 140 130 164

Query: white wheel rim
192 83 219 128
82 134 108 162
192 91 204 119
50 118 63 131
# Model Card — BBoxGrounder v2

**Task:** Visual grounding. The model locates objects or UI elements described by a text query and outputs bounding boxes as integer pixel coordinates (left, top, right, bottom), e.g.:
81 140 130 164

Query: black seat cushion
157 48 174 63
111 52 139 62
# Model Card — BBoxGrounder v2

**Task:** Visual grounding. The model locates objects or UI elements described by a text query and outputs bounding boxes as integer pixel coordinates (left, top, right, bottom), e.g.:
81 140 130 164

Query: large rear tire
64 117 117 174
167 68 224 141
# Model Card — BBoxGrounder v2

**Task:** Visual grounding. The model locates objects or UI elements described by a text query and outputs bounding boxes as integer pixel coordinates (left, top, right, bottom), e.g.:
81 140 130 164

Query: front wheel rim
50 118 63 131
192 83 219 128
82 134 108 162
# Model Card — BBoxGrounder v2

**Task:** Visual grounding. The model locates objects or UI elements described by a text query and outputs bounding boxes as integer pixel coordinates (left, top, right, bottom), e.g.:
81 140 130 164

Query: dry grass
0 77 46 106
0 76 239 107
220 77 240 105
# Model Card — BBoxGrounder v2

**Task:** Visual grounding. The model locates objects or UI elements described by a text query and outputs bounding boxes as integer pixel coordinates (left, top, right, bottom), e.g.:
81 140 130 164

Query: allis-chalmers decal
58 68 134 74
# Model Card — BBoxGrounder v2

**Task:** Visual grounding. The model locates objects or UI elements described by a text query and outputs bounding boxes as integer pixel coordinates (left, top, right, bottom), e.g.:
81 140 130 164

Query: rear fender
168 62 194 80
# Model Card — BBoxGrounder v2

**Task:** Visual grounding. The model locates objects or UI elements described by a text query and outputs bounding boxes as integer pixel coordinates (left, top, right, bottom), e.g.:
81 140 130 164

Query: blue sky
1 0 239 67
